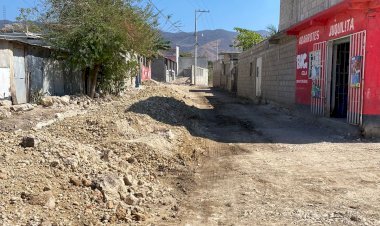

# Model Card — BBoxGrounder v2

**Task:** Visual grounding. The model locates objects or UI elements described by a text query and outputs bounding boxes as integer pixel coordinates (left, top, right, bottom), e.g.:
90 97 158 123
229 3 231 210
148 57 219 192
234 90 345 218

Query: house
151 54 177 83
0 32 83 104
213 52 240 92
178 56 208 77
237 0 380 136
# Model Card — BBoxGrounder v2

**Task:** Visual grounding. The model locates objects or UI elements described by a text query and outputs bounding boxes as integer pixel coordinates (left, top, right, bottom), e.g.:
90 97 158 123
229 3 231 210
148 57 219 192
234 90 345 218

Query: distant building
213 52 240 92
151 54 177 83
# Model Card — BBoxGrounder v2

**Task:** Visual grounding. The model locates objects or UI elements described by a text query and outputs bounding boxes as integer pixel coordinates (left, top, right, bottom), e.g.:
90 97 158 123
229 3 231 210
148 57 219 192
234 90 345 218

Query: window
250 62 254 76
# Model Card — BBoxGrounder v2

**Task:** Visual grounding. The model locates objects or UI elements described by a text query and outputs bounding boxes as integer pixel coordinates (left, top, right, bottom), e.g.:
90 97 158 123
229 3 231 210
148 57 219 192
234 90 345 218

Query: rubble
0 100 12 107
10 103 34 112
0 106 11 119
20 136 37 148
0 84 204 225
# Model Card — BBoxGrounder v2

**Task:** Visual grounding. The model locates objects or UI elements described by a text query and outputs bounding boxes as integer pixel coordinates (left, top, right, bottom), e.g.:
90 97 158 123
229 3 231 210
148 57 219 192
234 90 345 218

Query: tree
16 7 41 33
266 24 279 37
233 27 264 51
37 0 162 97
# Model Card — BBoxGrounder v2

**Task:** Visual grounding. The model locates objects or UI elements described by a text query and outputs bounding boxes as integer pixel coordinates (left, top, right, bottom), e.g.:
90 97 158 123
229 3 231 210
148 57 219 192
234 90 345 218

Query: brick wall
279 0 344 31
237 36 297 105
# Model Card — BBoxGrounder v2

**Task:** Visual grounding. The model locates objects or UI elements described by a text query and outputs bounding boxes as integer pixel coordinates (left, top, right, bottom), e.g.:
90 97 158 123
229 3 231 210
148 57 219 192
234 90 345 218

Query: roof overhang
286 0 380 36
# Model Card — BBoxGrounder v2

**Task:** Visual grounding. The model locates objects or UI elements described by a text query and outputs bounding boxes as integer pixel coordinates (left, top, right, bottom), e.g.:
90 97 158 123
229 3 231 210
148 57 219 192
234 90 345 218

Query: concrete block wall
237 37 297 105
279 0 344 31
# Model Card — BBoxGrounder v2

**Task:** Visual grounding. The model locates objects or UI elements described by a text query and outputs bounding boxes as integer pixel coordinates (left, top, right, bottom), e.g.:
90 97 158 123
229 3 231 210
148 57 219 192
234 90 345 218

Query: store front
287 0 380 134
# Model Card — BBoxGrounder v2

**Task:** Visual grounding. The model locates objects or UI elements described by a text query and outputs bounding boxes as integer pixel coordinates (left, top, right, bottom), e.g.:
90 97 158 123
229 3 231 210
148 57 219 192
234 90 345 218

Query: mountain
161 29 269 61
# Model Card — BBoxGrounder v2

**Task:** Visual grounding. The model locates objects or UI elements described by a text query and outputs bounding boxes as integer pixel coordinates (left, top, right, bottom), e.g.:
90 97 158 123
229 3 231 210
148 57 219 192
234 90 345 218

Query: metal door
311 42 327 115
13 45 27 104
256 57 262 97
348 31 366 125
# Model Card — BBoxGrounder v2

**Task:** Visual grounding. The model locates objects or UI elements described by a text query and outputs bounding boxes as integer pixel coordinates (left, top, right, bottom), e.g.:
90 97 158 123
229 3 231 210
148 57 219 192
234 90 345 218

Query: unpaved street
0 83 379 225
167 86 380 226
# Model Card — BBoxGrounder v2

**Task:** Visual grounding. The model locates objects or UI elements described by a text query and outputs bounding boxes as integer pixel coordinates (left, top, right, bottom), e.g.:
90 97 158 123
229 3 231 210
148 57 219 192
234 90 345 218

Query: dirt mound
0 84 205 225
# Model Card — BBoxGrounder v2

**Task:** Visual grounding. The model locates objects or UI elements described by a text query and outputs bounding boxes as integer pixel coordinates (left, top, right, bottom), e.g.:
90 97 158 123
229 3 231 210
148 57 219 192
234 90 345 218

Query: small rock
10 196 20 204
127 157 136 164
134 192 145 198
11 104 34 112
20 136 37 148
0 100 12 107
69 176 81 186
24 191 56 209
123 175 136 186
41 96 54 107
115 204 128 221
81 178 92 187
124 194 138 205
0 107 11 119
50 161 59 168
132 213 146 222
107 201 114 209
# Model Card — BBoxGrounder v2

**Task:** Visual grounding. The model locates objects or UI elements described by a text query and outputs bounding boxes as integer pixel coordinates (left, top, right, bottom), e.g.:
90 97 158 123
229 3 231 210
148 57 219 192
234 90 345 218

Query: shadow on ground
128 87 374 144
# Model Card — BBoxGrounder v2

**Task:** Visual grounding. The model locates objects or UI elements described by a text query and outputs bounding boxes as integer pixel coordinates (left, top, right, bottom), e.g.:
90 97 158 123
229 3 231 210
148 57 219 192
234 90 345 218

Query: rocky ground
0 83 207 226
1 82 380 226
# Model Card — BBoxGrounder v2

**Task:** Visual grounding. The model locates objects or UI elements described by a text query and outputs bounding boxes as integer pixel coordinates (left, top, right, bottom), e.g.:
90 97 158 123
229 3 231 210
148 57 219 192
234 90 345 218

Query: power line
147 0 184 33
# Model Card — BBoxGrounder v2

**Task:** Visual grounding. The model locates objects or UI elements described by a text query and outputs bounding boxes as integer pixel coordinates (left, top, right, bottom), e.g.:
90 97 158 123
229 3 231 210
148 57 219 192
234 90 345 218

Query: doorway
13 44 27 104
330 38 350 118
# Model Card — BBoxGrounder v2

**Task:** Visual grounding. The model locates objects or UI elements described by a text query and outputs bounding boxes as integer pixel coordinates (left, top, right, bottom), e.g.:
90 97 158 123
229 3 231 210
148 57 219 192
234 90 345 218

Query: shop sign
296 53 308 70
329 18 355 38
299 30 320 45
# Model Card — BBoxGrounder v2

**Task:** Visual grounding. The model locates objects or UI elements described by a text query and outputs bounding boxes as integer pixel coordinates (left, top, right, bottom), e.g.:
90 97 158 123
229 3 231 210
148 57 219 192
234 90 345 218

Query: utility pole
216 40 219 61
194 9 209 84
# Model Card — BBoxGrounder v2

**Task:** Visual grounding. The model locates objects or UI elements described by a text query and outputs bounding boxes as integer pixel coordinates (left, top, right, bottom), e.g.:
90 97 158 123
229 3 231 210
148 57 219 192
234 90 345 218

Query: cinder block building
237 0 380 136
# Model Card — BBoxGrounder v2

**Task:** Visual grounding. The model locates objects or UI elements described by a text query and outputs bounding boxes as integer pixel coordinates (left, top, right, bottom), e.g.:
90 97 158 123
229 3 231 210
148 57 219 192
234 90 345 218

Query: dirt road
0 83 379 225
165 86 380 226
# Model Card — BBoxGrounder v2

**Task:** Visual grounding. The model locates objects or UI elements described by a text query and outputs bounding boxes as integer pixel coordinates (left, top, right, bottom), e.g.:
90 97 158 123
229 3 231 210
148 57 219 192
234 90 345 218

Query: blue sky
150 0 280 32
2 0 281 32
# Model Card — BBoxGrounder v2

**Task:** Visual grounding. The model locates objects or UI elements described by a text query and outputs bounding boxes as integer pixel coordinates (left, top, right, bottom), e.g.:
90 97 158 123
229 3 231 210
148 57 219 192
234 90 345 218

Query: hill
161 29 269 61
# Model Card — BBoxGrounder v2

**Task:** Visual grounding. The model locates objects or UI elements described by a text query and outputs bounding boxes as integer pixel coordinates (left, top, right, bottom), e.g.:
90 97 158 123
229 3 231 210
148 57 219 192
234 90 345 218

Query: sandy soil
0 83 379 226
167 86 380 226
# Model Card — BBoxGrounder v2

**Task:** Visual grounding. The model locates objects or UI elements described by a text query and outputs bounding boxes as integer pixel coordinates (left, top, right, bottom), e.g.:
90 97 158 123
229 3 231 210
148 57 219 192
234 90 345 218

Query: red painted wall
363 10 380 115
141 64 151 82
293 1 380 115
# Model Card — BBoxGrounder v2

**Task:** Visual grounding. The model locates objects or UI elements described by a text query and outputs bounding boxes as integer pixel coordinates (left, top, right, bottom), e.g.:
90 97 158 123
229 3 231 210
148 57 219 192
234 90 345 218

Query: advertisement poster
351 56 362 88
310 50 321 80
311 83 321 98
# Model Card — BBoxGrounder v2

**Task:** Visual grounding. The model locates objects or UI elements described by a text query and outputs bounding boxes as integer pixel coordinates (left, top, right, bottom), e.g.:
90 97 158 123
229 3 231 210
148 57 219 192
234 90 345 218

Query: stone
97 174 126 202
115 204 128 221
11 104 34 112
132 213 146 221
10 196 21 204
81 178 92 187
0 100 12 107
69 176 81 186
41 96 54 107
24 191 56 209
123 175 136 186
59 96 71 105
0 107 11 119
107 200 114 209
20 136 37 148
123 194 137 205
134 192 145 198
